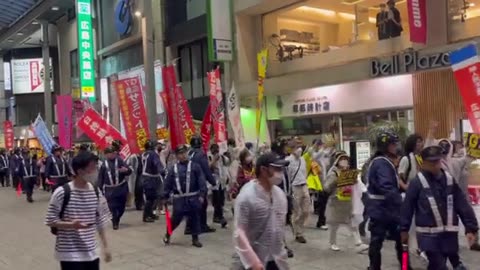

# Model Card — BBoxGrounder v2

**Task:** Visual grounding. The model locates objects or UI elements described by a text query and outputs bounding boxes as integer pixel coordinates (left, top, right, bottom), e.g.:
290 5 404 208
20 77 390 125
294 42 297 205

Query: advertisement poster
407 0 427 44
11 58 53 95
227 83 245 149
57 95 73 149
115 77 150 154
32 115 56 155
77 108 131 159
208 68 227 152
450 44 480 133
3 121 14 150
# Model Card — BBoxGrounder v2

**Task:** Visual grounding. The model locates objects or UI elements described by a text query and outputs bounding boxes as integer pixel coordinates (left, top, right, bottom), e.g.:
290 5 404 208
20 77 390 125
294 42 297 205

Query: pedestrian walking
19 148 37 203
46 145 70 192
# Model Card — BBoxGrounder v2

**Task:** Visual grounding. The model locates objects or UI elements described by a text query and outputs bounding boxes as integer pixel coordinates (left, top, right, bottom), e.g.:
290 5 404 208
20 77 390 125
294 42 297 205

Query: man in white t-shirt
398 134 424 191
45 152 112 270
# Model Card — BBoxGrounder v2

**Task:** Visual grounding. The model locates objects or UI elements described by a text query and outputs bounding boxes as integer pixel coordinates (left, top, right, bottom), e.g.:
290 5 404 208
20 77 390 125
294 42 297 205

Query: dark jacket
189 148 216 186
162 160 207 200
141 150 165 177
45 155 70 179
19 157 38 178
98 157 132 192
400 170 478 253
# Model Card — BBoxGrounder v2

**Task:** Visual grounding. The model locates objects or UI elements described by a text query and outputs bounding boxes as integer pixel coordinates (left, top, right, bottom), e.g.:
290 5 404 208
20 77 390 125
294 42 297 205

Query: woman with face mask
230 149 255 200
325 151 369 252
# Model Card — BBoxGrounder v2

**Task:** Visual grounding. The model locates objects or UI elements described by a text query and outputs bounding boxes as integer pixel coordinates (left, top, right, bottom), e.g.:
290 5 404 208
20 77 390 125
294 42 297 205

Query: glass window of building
179 46 193 99
262 0 409 63
448 0 480 42
178 39 211 100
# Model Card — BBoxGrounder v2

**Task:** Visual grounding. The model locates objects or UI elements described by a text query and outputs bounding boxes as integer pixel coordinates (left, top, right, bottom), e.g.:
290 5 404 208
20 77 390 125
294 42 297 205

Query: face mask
338 160 349 168
268 171 283 185
295 148 303 156
83 172 98 183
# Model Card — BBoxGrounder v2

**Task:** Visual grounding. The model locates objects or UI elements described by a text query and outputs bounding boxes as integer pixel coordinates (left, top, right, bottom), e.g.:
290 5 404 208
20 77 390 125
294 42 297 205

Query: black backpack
50 183 99 235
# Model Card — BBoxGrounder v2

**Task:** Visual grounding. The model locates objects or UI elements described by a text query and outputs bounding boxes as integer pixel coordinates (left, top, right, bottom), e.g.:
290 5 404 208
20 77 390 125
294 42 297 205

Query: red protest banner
77 108 131 159
175 84 196 145
200 104 212 153
115 77 150 154
57 95 73 149
407 0 427 44
208 68 228 152
3 121 14 150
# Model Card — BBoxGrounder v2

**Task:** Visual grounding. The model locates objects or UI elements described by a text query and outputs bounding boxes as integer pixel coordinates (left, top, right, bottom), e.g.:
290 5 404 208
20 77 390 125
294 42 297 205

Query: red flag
407 0 427 44
208 68 228 152
165 206 173 236
16 182 22 197
200 104 212 153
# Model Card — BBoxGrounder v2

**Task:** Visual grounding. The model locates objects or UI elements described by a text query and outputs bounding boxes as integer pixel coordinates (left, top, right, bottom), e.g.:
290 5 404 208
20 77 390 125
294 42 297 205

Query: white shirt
398 153 418 182
285 155 307 186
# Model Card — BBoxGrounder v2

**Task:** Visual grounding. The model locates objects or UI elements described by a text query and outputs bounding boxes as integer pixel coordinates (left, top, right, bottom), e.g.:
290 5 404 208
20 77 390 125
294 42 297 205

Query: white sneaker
330 244 341 251
320 225 329 231
355 243 369 253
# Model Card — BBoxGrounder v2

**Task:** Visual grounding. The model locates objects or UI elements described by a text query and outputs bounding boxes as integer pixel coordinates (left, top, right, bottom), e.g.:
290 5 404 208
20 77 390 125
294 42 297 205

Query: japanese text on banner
208 68 227 152
77 108 131 159
115 77 150 154
32 115 56 155
3 121 14 151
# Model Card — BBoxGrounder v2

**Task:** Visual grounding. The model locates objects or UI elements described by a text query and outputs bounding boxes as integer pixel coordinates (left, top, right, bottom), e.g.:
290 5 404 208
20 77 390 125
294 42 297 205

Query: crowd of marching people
3 121 480 270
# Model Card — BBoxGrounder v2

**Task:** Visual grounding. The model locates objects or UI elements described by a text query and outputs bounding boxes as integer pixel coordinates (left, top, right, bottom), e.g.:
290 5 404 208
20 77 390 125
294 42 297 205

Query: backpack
50 183 100 235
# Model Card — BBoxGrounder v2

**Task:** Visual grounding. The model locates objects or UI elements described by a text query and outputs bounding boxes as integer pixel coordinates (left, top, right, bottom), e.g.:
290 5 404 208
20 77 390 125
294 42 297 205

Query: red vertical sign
200 104 212 153
3 121 14 150
115 77 150 154
407 0 427 44
208 68 228 152
57 95 73 149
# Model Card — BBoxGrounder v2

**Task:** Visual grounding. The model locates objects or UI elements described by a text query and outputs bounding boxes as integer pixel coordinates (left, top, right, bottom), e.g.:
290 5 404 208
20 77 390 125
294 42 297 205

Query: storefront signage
11 58 53 94
77 0 96 101
370 51 450 77
114 0 133 36
207 0 233 62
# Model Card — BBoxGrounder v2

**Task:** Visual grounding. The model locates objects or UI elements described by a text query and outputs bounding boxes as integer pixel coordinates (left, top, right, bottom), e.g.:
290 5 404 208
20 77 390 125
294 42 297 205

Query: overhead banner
77 108 131 159
77 0 96 101
450 44 480 133
57 95 73 149
32 115 56 155
162 66 196 150
115 77 150 154
227 83 245 149
207 0 233 61
200 104 212 153
257 49 268 139
407 0 427 44
208 68 228 152
3 121 14 150
11 58 53 94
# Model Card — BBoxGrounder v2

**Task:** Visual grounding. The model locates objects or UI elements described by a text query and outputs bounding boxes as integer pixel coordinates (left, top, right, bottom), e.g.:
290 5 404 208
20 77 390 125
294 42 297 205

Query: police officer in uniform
98 146 132 230
188 136 217 233
45 145 70 192
0 148 10 187
367 132 410 270
401 146 479 270
163 144 207 248
11 147 22 190
141 140 165 223
19 148 37 203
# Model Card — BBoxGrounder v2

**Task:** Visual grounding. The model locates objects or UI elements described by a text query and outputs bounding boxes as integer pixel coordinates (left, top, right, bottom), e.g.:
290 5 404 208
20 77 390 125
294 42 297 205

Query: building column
142 0 157 140
42 21 53 129
426 0 448 46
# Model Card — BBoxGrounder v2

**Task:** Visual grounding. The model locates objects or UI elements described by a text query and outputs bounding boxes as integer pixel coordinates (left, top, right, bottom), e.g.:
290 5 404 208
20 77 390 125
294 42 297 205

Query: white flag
227 83 245 149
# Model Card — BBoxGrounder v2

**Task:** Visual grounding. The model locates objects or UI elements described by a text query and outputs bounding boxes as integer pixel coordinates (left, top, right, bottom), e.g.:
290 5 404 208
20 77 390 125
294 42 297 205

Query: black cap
175 144 189 154
255 153 290 170
52 144 63 152
421 146 444 162
104 147 115 154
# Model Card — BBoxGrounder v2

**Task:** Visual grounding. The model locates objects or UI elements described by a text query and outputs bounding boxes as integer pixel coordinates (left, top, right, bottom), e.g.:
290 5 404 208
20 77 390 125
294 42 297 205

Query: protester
232 153 289 270
324 151 368 252
401 146 479 270
45 152 112 270
11 147 21 190
20 148 37 203
230 148 255 199
286 144 310 244
399 134 424 191
162 144 207 248
141 140 165 223
45 145 71 192
208 143 230 228
37 156 48 191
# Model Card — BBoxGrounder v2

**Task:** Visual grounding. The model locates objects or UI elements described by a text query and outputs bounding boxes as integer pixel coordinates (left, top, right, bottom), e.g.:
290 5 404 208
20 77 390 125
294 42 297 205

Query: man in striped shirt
45 152 112 270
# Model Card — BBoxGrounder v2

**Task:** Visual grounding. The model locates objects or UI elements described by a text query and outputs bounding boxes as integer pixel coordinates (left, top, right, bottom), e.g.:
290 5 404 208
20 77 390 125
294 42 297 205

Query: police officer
162 144 207 248
141 140 165 223
45 145 70 192
19 148 37 203
188 136 217 233
98 146 132 230
401 146 479 270
11 147 21 190
367 132 409 270
0 148 10 187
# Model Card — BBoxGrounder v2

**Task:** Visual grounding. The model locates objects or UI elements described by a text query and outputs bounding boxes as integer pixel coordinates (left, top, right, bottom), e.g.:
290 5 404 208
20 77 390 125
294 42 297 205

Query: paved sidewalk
0 188 479 270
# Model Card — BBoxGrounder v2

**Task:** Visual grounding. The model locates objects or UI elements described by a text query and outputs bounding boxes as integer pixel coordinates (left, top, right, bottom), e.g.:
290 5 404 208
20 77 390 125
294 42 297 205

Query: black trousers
134 176 144 210
23 177 36 198
12 175 21 189
426 252 450 270
0 172 7 187
60 259 100 270
368 219 403 270
40 172 47 190
200 194 209 229
315 191 329 226
212 187 225 220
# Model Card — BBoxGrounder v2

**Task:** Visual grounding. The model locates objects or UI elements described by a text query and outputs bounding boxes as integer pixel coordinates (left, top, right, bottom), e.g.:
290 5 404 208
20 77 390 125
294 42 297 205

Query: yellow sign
256 49 268 138
337 169 359 187
464 132 480 158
